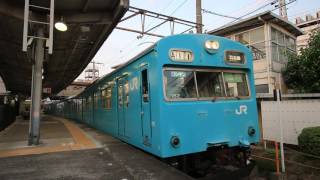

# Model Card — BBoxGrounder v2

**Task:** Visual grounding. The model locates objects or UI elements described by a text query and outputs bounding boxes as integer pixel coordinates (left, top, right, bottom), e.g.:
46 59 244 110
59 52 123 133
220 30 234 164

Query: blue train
47 34 259 175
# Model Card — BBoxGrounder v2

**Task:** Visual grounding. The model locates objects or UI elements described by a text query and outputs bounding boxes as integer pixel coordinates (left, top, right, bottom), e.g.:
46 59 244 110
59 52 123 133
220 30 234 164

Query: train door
141 68 151 146
117 76 129 137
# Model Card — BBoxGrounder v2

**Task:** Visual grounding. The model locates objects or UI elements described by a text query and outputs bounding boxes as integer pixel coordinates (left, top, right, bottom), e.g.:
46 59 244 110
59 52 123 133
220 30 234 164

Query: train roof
77 33 247 96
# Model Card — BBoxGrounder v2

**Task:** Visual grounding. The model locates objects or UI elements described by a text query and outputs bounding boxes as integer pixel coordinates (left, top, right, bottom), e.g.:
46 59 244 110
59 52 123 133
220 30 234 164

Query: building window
235 27 266 61
255 84 269 93
271 27 296 63
101 87 112 109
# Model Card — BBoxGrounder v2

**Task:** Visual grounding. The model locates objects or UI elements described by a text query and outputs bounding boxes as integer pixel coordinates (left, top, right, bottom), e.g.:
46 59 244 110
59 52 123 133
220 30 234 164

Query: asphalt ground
0 116 193 180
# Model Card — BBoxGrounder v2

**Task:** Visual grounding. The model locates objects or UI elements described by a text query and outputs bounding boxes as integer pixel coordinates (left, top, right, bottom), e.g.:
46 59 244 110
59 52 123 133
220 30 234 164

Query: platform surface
0 115 193 180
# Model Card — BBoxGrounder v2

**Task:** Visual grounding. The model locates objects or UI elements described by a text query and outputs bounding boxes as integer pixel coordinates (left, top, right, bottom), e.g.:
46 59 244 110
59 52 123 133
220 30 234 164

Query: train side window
124 81 129 107
106 88 112 109
101 88 112 109
142 69 149 102
94 92 99 109
118 85 123 107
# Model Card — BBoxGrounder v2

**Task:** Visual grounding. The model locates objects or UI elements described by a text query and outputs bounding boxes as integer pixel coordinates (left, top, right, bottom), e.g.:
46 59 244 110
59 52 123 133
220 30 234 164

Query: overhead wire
202 9 238 20
106 1 179 67
270 0 297 13
120 0 190 62
142 0 190 41
203 0 274 31
99 0 299 75
224 0 279 26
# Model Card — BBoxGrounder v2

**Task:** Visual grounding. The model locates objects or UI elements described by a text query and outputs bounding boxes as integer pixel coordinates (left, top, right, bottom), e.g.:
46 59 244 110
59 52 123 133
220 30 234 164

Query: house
208 11 303 94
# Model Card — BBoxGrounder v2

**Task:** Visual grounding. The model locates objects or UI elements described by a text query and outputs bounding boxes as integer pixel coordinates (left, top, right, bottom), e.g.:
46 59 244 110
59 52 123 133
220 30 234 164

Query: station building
208 11 303 94
295 11 320 52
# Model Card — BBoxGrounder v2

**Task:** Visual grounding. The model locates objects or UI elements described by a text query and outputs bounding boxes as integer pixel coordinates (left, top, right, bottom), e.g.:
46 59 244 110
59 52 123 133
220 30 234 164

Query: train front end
155 34 260 164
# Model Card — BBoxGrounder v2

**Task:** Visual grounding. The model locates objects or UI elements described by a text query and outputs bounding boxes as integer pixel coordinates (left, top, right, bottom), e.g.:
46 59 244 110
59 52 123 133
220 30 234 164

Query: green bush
298 126 320 156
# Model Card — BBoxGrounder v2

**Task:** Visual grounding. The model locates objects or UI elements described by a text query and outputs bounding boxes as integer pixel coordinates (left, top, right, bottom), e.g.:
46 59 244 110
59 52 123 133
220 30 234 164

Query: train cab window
223 73 249 97
196 71 224 98
142 69 149 102
164 70 197 100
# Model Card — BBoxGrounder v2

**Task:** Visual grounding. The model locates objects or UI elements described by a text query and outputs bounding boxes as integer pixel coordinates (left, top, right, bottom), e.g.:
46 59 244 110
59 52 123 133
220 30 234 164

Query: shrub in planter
298 126 320 156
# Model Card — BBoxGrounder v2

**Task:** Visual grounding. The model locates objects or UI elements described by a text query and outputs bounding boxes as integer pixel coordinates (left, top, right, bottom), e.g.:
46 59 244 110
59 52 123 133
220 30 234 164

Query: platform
0 115 193 180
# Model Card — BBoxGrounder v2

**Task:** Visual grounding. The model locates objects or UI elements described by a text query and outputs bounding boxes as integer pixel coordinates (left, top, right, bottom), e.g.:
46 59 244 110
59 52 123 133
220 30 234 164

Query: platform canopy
0 0 128 95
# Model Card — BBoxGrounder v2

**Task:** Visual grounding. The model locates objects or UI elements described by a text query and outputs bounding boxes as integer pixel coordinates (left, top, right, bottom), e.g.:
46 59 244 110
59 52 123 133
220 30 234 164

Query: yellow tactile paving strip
59 119 96 149
0 117 97 158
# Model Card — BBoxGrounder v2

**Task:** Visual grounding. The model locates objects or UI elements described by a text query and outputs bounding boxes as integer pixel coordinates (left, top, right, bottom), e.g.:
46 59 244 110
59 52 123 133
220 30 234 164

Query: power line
202 9 238 20
170 0 189 16
271 0 297 14
114 1 193 63
202 0 272 31
138 0 191 50
226 0 279 25
217 0 298 30
109 1 179 64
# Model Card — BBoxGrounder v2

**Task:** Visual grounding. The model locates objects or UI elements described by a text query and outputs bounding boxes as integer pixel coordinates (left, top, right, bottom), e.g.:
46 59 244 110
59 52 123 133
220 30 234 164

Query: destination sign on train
169 49 194 62
225 51 245 64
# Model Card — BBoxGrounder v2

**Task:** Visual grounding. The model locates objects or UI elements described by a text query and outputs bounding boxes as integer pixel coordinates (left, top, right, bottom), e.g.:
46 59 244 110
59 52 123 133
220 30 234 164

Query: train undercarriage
164 146 255 179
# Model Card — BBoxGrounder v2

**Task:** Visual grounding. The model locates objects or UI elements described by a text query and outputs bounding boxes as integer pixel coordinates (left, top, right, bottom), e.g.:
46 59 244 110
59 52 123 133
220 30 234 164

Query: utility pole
196 0 202 34
279 0 288 19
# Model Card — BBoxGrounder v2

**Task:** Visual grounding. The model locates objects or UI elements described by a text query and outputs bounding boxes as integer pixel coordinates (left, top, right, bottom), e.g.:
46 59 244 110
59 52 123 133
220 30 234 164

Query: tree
282 30 320 93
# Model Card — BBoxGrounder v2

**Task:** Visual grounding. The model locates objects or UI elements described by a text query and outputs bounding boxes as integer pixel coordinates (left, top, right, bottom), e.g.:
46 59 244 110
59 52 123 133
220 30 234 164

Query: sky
77 0 320 80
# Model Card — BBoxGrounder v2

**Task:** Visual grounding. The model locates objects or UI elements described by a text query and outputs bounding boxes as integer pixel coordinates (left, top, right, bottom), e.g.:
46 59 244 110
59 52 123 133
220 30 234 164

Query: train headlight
170 136 180 148
248 127 256 136
204 40 219 53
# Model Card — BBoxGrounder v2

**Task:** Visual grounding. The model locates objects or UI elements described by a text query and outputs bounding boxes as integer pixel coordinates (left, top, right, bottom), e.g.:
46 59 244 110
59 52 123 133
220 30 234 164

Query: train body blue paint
47 34 260 159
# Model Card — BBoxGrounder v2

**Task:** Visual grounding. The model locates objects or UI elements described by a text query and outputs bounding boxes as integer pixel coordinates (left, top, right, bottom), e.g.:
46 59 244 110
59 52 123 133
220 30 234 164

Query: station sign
169 49 194 62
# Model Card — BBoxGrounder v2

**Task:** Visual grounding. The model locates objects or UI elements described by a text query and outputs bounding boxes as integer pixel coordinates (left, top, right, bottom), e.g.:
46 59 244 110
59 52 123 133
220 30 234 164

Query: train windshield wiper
235 96 241 100
211 94 217 102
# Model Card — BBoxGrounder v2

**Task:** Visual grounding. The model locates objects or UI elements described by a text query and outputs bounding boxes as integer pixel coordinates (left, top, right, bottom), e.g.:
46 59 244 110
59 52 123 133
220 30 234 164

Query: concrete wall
261 99 320 145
